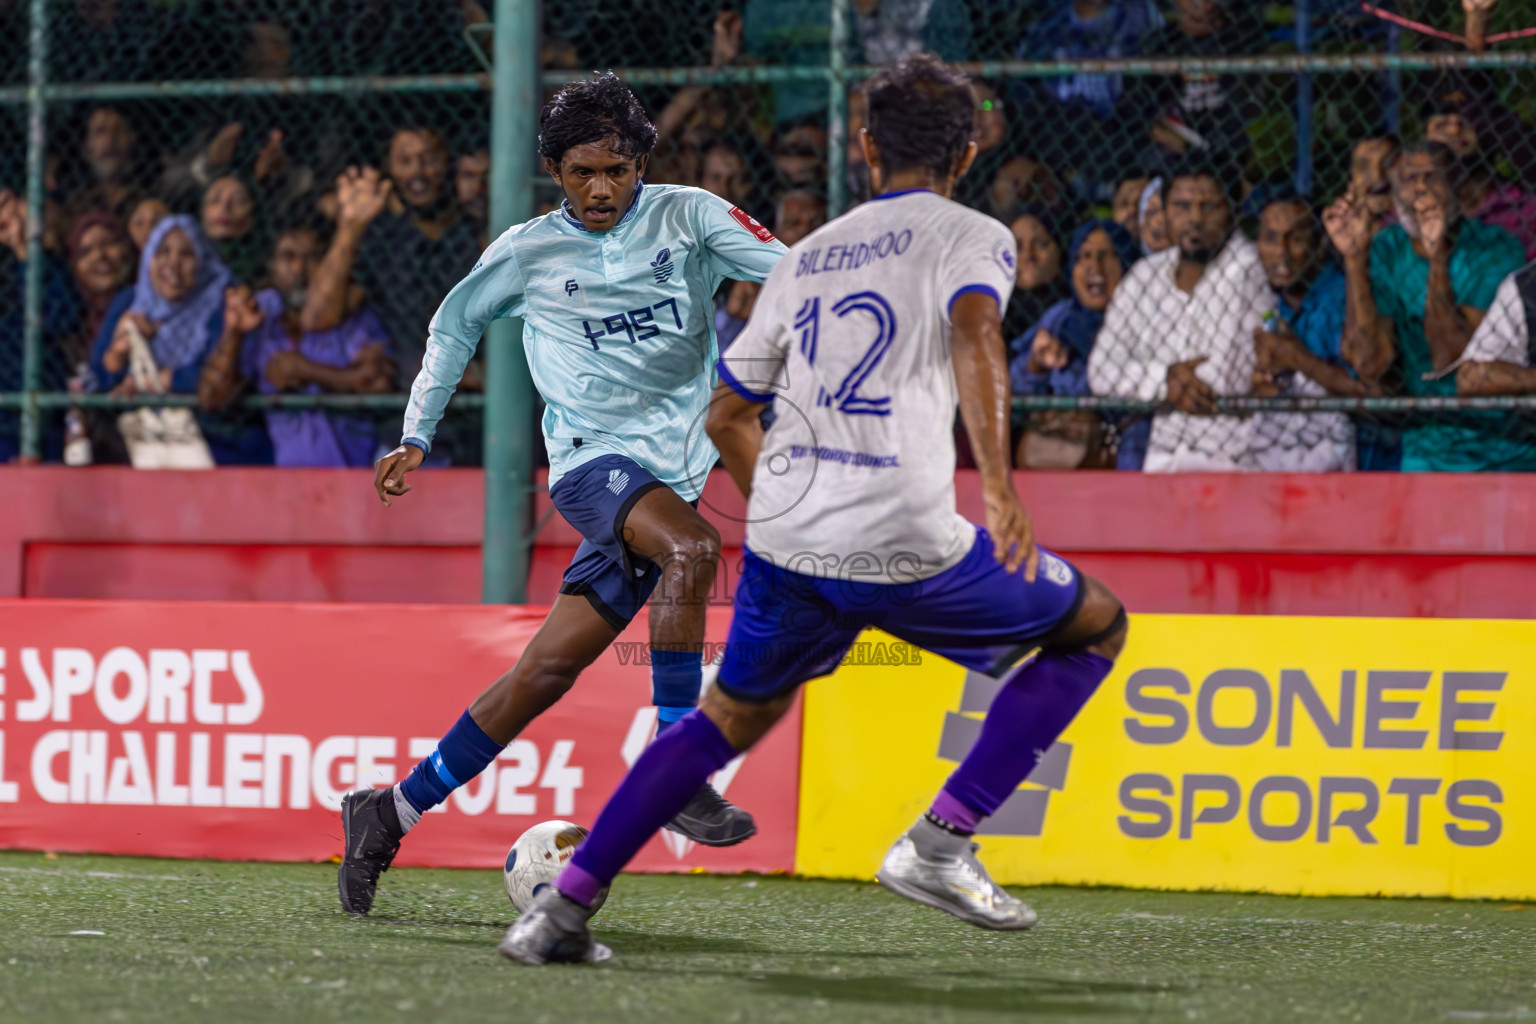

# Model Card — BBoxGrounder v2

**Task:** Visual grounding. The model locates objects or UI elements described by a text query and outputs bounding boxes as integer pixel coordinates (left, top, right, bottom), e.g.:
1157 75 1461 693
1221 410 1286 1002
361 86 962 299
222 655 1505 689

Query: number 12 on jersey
795 291 896 416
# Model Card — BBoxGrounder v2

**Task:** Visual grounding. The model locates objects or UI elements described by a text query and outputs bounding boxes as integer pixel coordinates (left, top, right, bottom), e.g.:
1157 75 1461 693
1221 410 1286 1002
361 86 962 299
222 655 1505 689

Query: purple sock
557 708 736 904
936 649 1113 824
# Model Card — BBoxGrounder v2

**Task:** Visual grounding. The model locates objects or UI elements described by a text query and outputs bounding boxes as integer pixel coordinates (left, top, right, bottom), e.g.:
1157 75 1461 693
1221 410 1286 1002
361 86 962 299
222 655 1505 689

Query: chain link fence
2 0 1536 472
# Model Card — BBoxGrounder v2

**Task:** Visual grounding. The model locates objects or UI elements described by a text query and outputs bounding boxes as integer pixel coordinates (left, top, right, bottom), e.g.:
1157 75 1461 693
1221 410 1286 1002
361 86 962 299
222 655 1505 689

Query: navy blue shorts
716 527 1085 704
549 454 681 630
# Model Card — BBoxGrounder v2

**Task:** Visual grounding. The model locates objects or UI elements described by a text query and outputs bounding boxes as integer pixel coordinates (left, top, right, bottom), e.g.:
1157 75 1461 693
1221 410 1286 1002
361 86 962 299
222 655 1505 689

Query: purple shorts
716 526 1085 703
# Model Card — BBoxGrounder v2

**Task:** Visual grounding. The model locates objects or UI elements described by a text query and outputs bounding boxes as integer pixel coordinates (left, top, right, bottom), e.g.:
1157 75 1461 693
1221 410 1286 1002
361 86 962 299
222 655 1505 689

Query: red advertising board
0 600 800 874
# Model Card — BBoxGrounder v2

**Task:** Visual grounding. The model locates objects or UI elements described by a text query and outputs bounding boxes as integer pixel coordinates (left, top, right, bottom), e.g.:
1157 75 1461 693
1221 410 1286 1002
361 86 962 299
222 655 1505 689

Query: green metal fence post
485 0 546 601
482 0 538 604
827 0 850 217
19 0 47 462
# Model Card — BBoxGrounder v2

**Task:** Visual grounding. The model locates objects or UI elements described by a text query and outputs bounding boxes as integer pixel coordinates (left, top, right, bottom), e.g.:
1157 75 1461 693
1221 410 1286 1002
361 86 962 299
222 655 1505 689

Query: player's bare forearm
301 221 365 333
1457 359 1536 395
949 291 1013 491
1340 253 1394 381
1424 253 1477 372
705 383 764 498
951 291 1037 579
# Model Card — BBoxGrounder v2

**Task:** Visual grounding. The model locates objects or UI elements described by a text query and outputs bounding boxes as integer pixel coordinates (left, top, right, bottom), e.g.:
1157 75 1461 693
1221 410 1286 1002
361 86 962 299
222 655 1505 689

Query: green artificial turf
0 851 1532 1023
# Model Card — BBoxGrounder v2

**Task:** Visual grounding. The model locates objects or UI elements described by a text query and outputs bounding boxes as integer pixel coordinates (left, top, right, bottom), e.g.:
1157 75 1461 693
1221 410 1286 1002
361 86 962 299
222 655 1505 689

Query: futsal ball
503 820 607 915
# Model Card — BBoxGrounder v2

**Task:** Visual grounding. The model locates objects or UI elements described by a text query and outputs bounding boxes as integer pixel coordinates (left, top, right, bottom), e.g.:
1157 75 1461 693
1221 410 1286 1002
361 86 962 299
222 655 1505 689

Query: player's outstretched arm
705 383 765 498
951 291 1038 582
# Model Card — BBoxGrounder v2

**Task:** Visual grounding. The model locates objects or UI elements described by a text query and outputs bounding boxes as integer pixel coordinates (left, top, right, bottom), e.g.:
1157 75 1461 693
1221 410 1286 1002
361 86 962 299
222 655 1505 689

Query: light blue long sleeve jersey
402 182 787 500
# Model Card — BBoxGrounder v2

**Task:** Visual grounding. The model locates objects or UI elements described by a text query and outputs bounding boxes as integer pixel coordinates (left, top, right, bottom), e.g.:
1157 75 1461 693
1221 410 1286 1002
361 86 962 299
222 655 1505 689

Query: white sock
393 784 422 833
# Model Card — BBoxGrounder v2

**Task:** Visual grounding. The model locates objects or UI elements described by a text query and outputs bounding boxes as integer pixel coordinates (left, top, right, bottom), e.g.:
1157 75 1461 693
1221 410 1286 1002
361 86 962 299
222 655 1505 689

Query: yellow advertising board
796 615 1533 900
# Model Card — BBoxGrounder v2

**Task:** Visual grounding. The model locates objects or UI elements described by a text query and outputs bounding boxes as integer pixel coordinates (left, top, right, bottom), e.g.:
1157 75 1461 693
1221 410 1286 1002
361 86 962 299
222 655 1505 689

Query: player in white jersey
336 75 785 916
502 55 1130 965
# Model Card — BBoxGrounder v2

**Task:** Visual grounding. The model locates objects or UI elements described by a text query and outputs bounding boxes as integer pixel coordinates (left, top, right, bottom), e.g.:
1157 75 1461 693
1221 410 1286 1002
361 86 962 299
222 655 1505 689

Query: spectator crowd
4 0 1536 474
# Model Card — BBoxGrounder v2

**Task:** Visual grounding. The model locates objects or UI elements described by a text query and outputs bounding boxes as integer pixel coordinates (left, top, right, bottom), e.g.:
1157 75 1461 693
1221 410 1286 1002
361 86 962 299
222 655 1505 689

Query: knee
702 686 793 751
1090 609 1129 660
1049 576 1128 660
664 522 722 575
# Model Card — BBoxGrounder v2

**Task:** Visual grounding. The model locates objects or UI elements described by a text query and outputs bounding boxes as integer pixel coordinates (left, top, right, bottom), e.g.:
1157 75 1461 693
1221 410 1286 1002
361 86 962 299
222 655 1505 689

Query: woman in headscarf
1009 218 1145 469
89 214 271 464
1001 204 1071 342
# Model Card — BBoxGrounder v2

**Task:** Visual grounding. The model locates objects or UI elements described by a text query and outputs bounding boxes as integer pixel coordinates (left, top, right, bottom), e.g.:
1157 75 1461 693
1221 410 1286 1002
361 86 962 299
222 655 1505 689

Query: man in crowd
199 225 394 467
301 126 482 462
1087 159 1274 471
1455 265 1536 470
701 140 755 209
772 122 827 191
302 126 480 388
1347 133 1401 232
455 143 491 242
1326 139 1530 471
1248 193 1371 471
64 106 144 225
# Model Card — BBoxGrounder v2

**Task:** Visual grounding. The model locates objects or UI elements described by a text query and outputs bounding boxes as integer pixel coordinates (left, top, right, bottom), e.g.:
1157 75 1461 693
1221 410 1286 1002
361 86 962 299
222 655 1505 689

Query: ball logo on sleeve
1039 551 1073 587
993 239 1017 277
729 206 778 243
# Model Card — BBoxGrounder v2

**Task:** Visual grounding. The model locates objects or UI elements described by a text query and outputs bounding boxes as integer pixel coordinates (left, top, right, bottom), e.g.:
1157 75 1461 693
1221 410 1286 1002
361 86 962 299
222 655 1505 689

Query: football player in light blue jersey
337 74 786 916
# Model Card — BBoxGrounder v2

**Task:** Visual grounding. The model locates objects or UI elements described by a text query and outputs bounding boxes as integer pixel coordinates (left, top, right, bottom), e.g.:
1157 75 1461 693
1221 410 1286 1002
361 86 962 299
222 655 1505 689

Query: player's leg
340 457 674 915
623 483 755 845
338 590 621 915
499 554 858 964
876 537 1127 930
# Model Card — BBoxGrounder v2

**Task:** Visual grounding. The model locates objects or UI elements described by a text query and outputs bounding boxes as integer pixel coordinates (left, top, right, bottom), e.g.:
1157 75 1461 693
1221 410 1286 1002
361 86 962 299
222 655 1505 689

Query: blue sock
651 649 702 735
398 710 504 815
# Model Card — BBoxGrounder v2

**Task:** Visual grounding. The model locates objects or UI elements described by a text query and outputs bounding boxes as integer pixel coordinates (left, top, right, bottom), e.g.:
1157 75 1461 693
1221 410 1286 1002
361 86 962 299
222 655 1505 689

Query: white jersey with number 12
718 188 1017 583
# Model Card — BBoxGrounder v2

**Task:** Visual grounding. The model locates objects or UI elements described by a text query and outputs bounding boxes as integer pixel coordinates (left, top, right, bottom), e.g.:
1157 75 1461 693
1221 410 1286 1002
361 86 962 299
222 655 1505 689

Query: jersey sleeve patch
729 205 778 243
948 283 1002 315
716 359 775 403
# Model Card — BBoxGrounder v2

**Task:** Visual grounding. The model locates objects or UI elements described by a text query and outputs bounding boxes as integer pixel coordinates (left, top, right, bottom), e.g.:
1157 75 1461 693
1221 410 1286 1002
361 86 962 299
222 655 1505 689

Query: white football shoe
876 834 1038 931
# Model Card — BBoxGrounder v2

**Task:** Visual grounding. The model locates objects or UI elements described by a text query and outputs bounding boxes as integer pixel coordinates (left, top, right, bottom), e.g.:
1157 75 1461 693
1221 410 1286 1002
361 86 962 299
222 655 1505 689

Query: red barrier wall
5 467 1536 618
0 600 799 871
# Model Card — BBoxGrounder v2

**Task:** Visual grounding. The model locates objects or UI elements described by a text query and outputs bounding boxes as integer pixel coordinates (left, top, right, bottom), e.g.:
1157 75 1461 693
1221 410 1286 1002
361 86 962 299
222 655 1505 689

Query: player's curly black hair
538 72 658 168
864 54 974 179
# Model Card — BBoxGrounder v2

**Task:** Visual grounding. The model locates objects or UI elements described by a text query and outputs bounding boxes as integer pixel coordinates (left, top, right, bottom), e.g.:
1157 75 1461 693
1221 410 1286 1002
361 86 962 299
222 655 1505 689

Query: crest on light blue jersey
651 247 675 284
